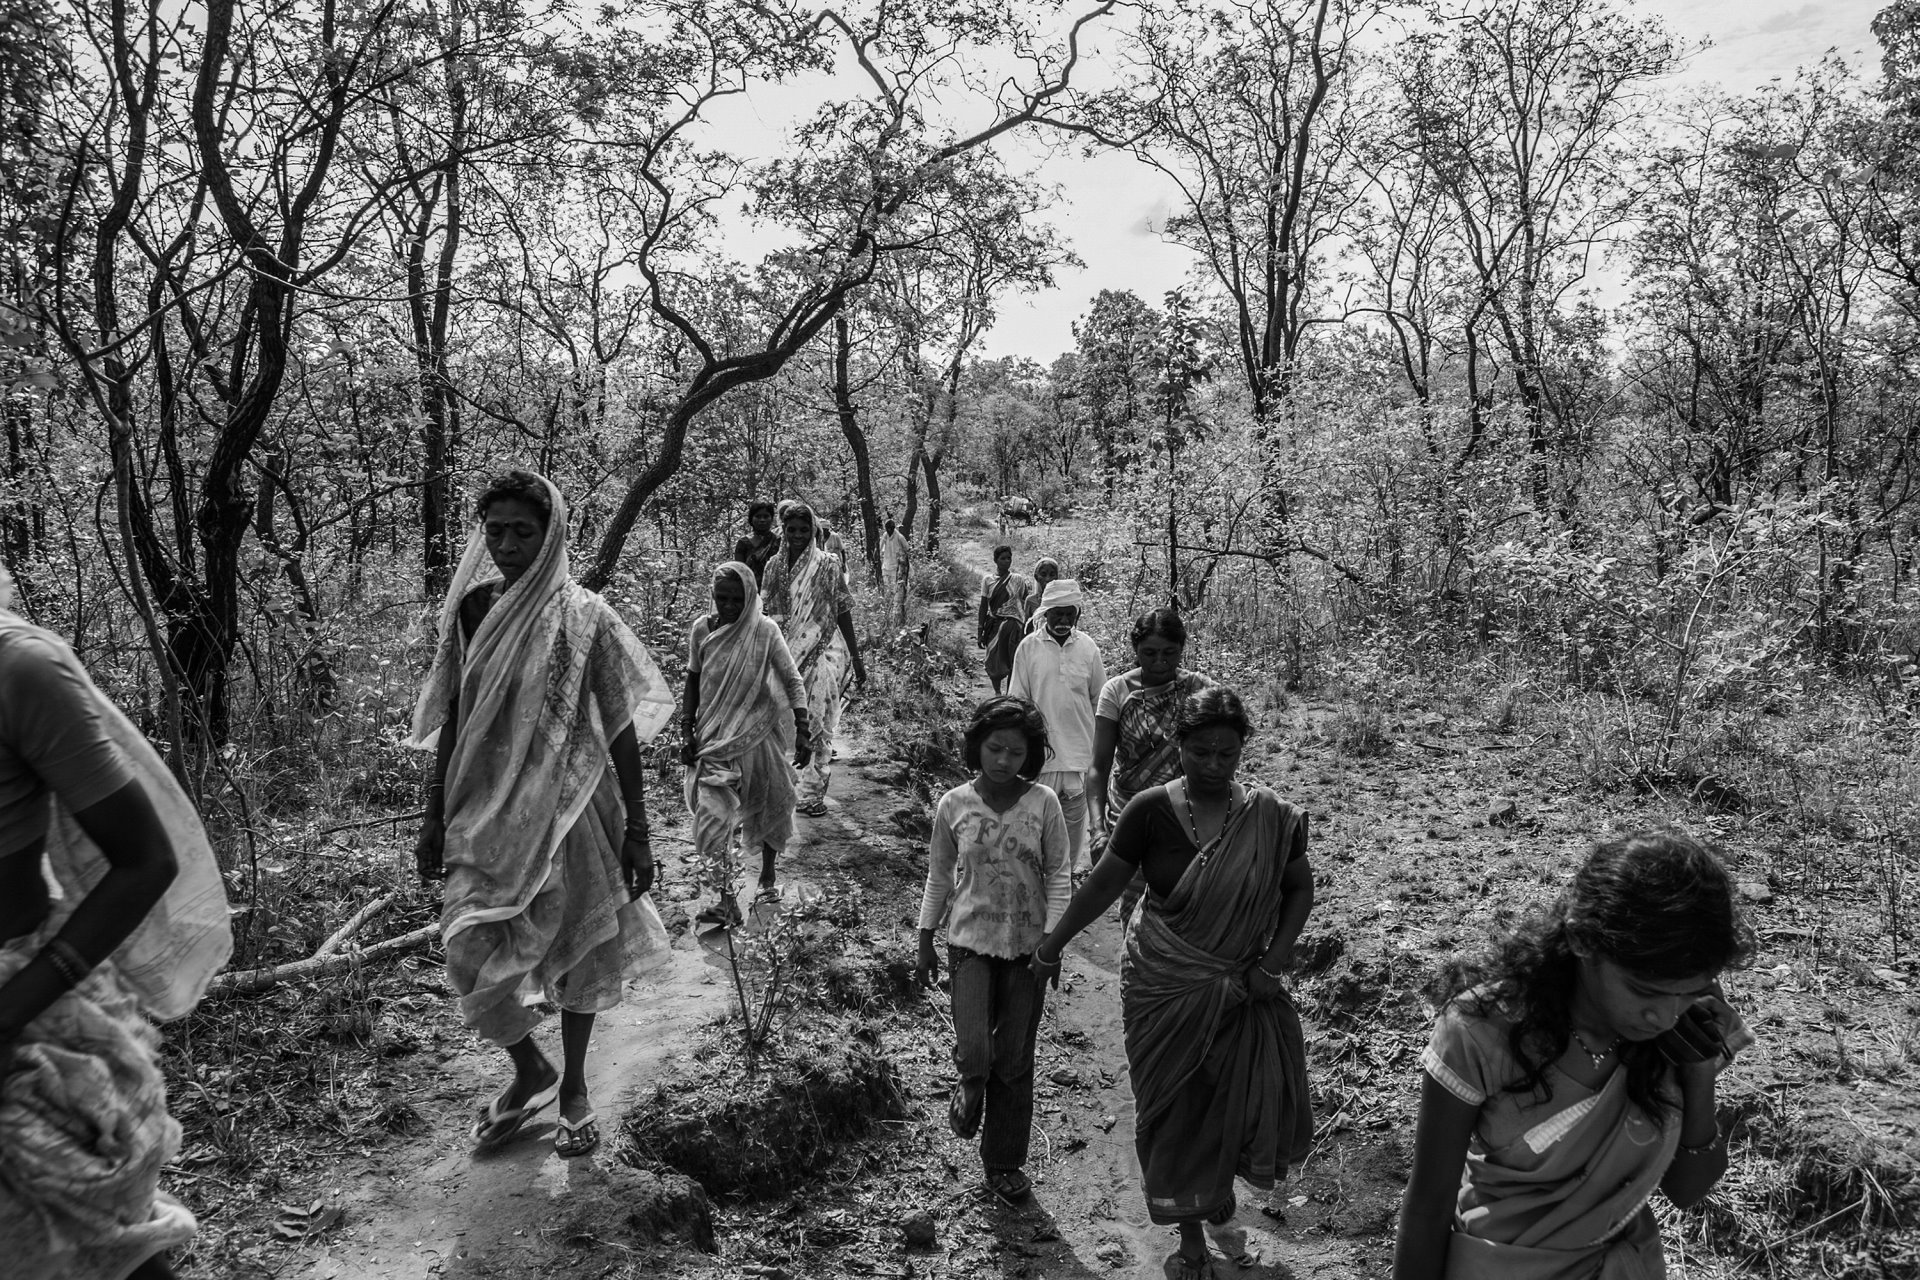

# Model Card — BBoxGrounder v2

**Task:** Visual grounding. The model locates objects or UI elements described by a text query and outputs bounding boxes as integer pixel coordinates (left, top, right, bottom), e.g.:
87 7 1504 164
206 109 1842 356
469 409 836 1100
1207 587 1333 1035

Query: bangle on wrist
1676 1126 1723 1157
1256 965 1284 981
43 937 91 987
1034 948 1061 966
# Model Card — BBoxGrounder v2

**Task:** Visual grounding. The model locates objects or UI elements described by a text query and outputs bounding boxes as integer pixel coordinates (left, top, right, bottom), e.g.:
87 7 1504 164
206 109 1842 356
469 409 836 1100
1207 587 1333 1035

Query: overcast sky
970 0 1894 360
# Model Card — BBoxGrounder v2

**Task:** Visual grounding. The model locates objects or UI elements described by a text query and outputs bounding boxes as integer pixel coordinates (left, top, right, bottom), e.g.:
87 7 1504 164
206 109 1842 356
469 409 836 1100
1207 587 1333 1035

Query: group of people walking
921 543 1755 1279
0 467 1754 1280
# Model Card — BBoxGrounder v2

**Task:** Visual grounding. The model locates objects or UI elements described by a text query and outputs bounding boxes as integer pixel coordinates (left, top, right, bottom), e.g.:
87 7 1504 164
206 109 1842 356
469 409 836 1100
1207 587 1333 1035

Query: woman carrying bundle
411 470 674 1159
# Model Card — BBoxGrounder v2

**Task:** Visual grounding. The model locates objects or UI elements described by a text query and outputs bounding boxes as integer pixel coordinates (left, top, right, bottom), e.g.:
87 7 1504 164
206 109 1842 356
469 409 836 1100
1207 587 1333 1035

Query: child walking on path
1392 830 1755 1280
915 696 1071 1205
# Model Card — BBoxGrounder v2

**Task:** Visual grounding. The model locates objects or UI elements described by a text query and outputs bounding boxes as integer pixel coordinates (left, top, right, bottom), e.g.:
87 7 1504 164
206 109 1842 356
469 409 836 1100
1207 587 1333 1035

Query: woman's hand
680 728 698 768
793 714 813 768
1248 964 1284 1003
1030 945 1062 990
414 817 446 883
851 662 867 692
915 935 940 990
620 828 654 899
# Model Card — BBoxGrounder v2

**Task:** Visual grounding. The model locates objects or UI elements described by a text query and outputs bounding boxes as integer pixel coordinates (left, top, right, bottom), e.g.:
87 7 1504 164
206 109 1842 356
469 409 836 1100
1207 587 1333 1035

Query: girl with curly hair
1392 830 1756 1280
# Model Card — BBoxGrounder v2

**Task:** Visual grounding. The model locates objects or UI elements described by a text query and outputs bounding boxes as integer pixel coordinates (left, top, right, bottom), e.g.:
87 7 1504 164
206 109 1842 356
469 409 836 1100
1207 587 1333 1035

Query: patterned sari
1122 786 1312 1224
409 475 672 1044
760 544 851 803
684 562 805 892
0 611 232 1280
1108 670 1212 814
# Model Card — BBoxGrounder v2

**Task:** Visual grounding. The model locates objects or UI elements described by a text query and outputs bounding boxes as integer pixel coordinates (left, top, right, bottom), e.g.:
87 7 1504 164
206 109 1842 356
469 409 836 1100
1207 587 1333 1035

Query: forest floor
164 519 1920 1280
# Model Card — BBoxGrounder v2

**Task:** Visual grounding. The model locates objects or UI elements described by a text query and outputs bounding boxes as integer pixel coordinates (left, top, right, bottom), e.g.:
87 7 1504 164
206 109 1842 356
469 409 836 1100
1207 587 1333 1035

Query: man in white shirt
1010 579 1107 879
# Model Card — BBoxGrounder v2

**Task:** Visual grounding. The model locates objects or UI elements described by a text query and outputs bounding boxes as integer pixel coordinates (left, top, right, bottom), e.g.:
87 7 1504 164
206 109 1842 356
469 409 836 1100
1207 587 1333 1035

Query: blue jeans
949 943 1046 1171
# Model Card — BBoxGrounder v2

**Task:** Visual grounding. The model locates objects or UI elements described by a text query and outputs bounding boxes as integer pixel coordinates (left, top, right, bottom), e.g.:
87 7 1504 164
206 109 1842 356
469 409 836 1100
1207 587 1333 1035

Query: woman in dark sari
1033 687 1314 1280
977 545 1035 695
1088 608 1213 926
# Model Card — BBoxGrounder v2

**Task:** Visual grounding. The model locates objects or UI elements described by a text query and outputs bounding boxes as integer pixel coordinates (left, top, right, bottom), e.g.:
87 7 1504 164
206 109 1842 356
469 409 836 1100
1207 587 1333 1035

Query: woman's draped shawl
1123 787 1311 1148
0 612 231 1277
11 614 234 1020
1447 1063 1679 1279
764 545 848 724
408 476 672 943
1111 671 1212 809
691 562 794 764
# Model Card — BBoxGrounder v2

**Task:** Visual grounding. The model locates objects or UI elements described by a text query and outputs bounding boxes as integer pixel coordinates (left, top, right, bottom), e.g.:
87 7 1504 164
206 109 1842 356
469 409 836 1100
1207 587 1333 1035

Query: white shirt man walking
1010 579 1107 878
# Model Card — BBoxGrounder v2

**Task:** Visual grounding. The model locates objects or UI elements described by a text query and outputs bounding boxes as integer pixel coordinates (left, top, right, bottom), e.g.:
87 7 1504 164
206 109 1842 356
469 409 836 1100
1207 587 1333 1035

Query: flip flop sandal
1171 1249 1216 1280
948 1080 984 1140
985 1167 1032 1205
796 799 828 817
471 1079 558 1147
752 884 781 908
554 1112 599 1159
694 898 743 929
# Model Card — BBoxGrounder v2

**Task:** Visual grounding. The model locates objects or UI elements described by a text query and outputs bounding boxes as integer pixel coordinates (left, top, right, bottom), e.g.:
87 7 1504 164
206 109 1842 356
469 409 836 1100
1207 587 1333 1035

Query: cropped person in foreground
0 570 232 1280
1391 830 1755 1280
915 696 1069 1206
411 470 673 1159
1033 687 1314 1280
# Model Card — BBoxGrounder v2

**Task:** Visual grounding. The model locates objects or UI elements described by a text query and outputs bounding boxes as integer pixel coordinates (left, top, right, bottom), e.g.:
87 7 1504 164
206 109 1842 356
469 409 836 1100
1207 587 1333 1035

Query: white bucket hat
1039 578 1084 612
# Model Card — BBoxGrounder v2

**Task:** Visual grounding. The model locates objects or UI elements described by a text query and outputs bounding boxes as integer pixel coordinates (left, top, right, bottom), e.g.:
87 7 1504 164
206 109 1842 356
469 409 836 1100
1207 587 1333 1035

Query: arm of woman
609 723 653 898
1659 1064 1728 1208
766 635 813 766
835 609 867 688
1087 715 1119 833
681 671 701 766
1252 851 1314 998
1391 1073 1477 1280
0 778 178 1049
977 588 993 647
1030 797 1147 987
915 797 959 988
416 693 458 881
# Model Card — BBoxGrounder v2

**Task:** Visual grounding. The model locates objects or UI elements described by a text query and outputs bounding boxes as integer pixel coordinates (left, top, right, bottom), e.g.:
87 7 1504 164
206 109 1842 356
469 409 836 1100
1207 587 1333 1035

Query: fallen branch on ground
316 894 394 956
205 925 438 997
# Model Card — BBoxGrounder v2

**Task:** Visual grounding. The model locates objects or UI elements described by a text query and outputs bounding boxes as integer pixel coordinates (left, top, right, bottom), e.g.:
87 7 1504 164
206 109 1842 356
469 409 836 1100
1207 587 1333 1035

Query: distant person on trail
916 696 1069 1207
411 470 674 1160
1025 557 1061 631
732 502 780 586
881 517 911 623
1010 578 1105 881
1090 608 1214 930
681 562 812 929
0 570 232 1280
1033 687 1315 1280
1392 831 1754 1280
977 545 1036 695
760 501 868 819
814 516 850 570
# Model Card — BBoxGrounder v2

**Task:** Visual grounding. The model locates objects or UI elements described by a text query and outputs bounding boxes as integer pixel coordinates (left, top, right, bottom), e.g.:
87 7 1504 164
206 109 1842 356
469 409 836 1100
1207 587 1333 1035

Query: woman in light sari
411 470 673 1159
681 562 811 926
1392 831 1754 1280
0 572 231 1280
760 501 867 818
1034 687 1314 1280
977 545 1034 694
1088 608 1213 927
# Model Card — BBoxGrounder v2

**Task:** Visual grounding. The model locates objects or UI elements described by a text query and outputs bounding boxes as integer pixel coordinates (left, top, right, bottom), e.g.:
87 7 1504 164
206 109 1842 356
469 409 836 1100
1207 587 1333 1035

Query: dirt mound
550 1163 717 1255
621 1016 907 1200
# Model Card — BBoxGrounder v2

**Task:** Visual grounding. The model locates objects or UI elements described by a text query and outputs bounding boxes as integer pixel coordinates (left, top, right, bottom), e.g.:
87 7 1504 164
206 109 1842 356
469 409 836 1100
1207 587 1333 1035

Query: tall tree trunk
832 317 882 582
